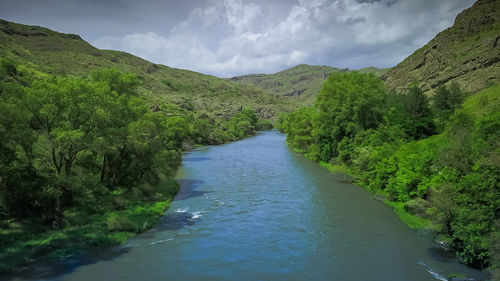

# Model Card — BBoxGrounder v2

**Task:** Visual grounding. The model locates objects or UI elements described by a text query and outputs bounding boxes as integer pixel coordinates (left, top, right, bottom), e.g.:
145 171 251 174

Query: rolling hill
0 19 295 121
230 64 388 106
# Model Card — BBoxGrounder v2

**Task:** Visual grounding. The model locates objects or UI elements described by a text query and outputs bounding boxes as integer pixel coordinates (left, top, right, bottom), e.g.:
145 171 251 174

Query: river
7 131 485 281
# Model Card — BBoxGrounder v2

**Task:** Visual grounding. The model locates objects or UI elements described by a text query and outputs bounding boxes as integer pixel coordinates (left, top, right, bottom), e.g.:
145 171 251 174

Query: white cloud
92 0 475 77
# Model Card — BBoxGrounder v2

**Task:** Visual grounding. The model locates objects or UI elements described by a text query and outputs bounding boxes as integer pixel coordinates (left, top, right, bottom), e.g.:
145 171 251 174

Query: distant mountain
230 64 389 106
384 0 499 94
0 19 293 120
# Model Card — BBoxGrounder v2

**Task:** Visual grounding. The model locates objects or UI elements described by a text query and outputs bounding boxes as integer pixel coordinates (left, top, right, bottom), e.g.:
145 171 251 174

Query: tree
277 107 316 151
90 68 139 95
0 69 189 227
313 72 387 161
228 108 258 139
433 82 465 128
398 84 436 139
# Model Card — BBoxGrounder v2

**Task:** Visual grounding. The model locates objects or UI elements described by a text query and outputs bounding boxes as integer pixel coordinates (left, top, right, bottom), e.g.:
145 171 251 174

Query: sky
0 0 475 77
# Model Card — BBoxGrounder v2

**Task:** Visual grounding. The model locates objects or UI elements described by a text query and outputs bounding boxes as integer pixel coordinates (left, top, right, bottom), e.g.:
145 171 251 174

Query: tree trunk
52 147 61 174
52 197 64 229
100 155 107 182
64 159 72 175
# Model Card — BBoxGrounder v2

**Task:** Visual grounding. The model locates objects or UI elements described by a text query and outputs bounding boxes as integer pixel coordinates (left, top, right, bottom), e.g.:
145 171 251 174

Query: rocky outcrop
384 0 500 94
284 89 305 97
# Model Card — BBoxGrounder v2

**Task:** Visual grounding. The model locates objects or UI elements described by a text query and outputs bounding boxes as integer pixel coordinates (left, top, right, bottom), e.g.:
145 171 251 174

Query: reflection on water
3 131 485 281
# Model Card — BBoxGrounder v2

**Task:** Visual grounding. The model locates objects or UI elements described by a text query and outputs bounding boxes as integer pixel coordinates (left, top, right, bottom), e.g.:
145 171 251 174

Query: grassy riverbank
0 178 178 273
277 72 499 273
318 161 434 231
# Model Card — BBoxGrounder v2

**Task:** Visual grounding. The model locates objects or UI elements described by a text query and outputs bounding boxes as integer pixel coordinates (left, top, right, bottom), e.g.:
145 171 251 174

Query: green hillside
0 19 295 121
230 64 389 106
383 0 500 94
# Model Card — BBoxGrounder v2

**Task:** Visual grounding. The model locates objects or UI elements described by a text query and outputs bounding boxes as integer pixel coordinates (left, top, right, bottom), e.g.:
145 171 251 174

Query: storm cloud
0 0 475 77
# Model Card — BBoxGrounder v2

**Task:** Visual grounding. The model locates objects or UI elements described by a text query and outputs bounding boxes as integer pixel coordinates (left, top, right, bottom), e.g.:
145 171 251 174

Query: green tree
90 68 139 95
278 107 316 151
0 69 189 227
228 108 258 139
313 72 386 162
433 82 465 129
398 84 436 139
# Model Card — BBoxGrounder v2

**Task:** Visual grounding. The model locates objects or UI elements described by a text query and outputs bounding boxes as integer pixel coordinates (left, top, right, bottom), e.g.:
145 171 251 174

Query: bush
0 59 17 76
256 119 273 130
106 214 136 232
404 198 430 217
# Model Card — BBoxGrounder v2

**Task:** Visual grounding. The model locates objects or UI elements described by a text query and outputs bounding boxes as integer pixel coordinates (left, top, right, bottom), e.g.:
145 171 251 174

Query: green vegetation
0 68 183 271
0 179 178 273
0 65 268 272
0 19 290 272
278 72 499 272
0 19 295 126
384 201 433 230
433 83 466 129
230 64 388 106
0 3 498 275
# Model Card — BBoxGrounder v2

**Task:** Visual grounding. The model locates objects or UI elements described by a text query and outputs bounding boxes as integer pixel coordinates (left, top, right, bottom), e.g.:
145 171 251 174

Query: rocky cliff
384 0 499 94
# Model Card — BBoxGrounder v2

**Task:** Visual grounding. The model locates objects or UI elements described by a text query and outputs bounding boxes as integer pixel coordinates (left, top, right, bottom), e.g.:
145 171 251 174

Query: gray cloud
0 0 475 77
345 17 366 25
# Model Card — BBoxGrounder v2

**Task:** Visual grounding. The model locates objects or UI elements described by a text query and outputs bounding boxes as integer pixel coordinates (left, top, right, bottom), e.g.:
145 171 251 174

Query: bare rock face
255 107 275 119
149 104 160 112
384 0 500 94
284 89 306 97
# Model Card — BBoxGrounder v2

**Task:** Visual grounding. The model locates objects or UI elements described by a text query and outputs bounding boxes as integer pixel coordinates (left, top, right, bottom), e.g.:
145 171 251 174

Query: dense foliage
278 72 499 271
0 68 266 272
0 69 183 225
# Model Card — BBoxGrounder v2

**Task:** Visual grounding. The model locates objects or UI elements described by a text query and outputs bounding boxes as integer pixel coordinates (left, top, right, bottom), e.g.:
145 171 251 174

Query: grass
0 178 179 273
319 161 356 178
461 84 500 116
384 201 433 230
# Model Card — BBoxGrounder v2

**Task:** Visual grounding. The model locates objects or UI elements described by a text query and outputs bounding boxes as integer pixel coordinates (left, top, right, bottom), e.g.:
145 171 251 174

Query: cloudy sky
0 0 475 77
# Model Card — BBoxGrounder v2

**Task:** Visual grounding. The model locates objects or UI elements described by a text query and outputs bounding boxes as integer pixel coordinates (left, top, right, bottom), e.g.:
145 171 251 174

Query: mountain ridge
0 19 294 121
230 64 389 106
383 0 499 94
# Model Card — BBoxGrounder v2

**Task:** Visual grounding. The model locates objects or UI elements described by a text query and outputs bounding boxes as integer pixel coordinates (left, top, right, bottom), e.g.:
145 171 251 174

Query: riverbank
295 151 490 281
0 114 268 274
277 80 499 275
1 131 487 281
317 161 435 231
0 178 179 273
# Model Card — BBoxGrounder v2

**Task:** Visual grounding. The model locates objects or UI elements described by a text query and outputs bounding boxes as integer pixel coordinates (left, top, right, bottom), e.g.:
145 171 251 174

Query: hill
383 0 499 94
0 19 294 121
230 64 389 106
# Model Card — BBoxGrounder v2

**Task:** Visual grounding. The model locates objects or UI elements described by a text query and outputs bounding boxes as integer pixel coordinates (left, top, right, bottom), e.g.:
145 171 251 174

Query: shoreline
318 160 435 231
0 178 179 275
310 158 488 280
0 130 267 275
